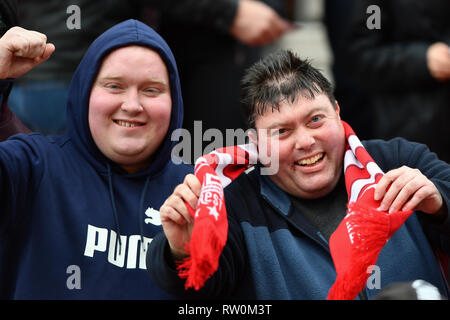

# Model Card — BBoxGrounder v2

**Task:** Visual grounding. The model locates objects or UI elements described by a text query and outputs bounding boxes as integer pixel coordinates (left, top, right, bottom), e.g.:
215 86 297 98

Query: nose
294 129 315 150
121 89 143 114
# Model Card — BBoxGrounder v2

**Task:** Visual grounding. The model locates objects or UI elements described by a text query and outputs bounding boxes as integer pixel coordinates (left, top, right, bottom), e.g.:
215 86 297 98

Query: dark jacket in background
16 0 136 82
0 81 31 141
0 0 31 140
149 0 288 163
346 0 450 163
0 0 17 35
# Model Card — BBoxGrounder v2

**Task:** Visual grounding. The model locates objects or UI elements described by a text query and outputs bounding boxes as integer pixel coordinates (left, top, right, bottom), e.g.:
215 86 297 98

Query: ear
335 100 341 117
248 128 258 146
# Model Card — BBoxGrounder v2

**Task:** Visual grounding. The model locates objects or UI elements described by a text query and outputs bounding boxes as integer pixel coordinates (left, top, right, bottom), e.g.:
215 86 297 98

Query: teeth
297 153 323 166
116 120 139 128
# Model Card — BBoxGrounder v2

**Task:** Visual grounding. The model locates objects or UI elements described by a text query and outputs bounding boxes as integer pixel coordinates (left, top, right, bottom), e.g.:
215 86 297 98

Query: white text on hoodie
84 224 152 269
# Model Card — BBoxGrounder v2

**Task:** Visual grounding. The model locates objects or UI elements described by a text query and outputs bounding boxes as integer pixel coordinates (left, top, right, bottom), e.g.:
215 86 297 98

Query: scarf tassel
327 201 412 300
176 217 228 290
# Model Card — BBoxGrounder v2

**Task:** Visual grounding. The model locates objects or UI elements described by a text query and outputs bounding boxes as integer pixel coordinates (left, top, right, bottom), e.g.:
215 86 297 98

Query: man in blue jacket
147 50 450 299
0 21 192 298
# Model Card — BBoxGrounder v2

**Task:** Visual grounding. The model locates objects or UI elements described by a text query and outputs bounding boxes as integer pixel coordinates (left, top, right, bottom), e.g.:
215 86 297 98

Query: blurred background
266 0 333 81
1 0 449 163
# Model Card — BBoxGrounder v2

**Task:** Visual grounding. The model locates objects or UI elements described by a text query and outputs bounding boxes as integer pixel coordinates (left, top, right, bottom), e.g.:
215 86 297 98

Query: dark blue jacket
0 20 193 299
147 138 450 299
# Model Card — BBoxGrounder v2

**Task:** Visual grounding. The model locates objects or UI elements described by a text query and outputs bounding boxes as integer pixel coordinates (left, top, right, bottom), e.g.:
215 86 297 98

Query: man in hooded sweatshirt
0 20 192 299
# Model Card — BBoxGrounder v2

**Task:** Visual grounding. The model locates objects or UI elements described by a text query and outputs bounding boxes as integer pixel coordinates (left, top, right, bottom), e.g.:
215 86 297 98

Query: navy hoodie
0 20 193 299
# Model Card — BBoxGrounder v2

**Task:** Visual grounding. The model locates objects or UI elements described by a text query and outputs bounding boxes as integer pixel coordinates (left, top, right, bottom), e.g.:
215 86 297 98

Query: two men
147 50 450 299
1 21 448 300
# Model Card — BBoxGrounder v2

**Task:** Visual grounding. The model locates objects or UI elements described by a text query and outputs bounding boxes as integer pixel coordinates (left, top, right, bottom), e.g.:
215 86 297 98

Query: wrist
432 201 448 223
169 245 189 261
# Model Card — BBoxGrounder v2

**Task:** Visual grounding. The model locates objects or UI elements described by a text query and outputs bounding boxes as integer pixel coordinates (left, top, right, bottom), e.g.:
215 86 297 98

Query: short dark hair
240 49 335 128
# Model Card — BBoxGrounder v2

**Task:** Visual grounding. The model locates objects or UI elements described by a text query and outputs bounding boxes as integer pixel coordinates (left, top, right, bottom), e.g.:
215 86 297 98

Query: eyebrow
265 105 330 130
97 75 169 87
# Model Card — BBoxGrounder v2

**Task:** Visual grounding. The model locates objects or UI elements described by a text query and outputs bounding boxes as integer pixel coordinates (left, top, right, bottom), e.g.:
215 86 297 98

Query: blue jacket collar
259 170 292 216
257 167 330 249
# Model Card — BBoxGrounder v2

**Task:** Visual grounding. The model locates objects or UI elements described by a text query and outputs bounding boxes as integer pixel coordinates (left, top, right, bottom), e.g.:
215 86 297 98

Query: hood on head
66 19 183 176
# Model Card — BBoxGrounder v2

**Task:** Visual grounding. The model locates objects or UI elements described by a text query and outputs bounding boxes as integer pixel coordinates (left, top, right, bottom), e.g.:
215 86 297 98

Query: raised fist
0 26 55 79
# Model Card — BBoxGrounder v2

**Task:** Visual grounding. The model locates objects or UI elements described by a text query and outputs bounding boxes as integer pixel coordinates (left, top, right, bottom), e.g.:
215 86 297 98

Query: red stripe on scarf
176 144 257 290
327 122 412 300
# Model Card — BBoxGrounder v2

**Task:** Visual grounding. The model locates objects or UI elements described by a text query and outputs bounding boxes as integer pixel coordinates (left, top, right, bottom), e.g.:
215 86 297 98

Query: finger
378 171 414 211
184 174 202 197
29 30 47 43
174 183 199 213
401 186 431 212
169 192 196 223
15 39 44 58
388 176 423 213
374 168 402 201
12 36 30 57
164 205 188 226
15 31 47 58
30 42 47 61
260 24 281 45
281 18 293 32
160 201 191 225
34 43 55 63
274 17 290 37
28 33 47 58
264 22 279 41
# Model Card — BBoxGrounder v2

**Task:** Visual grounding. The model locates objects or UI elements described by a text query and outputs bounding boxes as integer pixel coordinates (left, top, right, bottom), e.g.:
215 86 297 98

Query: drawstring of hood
138 176 151 247
107 163 122 251
107 162 152 254
64 19 186 263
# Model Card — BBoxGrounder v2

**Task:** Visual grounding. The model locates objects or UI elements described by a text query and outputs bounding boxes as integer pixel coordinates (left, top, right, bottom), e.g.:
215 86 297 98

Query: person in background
141 0 292 163
10 0 291 141
324 0 373 140
345 0 450 163
0 0 30 140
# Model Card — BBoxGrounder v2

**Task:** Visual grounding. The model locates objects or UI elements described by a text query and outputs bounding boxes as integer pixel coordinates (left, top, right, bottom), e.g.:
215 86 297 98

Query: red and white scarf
177 121 412 299
177 144 258 290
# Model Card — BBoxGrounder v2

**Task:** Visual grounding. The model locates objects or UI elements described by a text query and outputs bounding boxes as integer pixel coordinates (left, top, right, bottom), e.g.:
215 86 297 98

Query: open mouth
295 152 325 167
113 120 145 128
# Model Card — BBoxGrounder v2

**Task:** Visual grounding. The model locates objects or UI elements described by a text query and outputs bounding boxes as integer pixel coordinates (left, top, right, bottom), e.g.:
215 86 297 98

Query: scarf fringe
327 202 412 300
177 218 228 290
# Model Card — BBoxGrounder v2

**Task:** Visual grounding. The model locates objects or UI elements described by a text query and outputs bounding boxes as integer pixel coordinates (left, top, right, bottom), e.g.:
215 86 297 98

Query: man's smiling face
88 45 172 173
254 93 346 199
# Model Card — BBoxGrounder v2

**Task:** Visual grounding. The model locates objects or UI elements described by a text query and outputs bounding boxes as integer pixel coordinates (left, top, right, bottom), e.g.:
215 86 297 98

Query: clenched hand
0 26 55 79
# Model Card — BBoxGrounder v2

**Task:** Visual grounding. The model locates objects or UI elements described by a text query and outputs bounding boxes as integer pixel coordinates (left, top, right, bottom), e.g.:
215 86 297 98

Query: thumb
33 43 55 65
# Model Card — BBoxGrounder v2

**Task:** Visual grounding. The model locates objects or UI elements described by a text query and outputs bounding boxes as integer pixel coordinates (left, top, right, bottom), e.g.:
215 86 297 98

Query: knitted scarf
176 121 412 299
326 121 412 299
